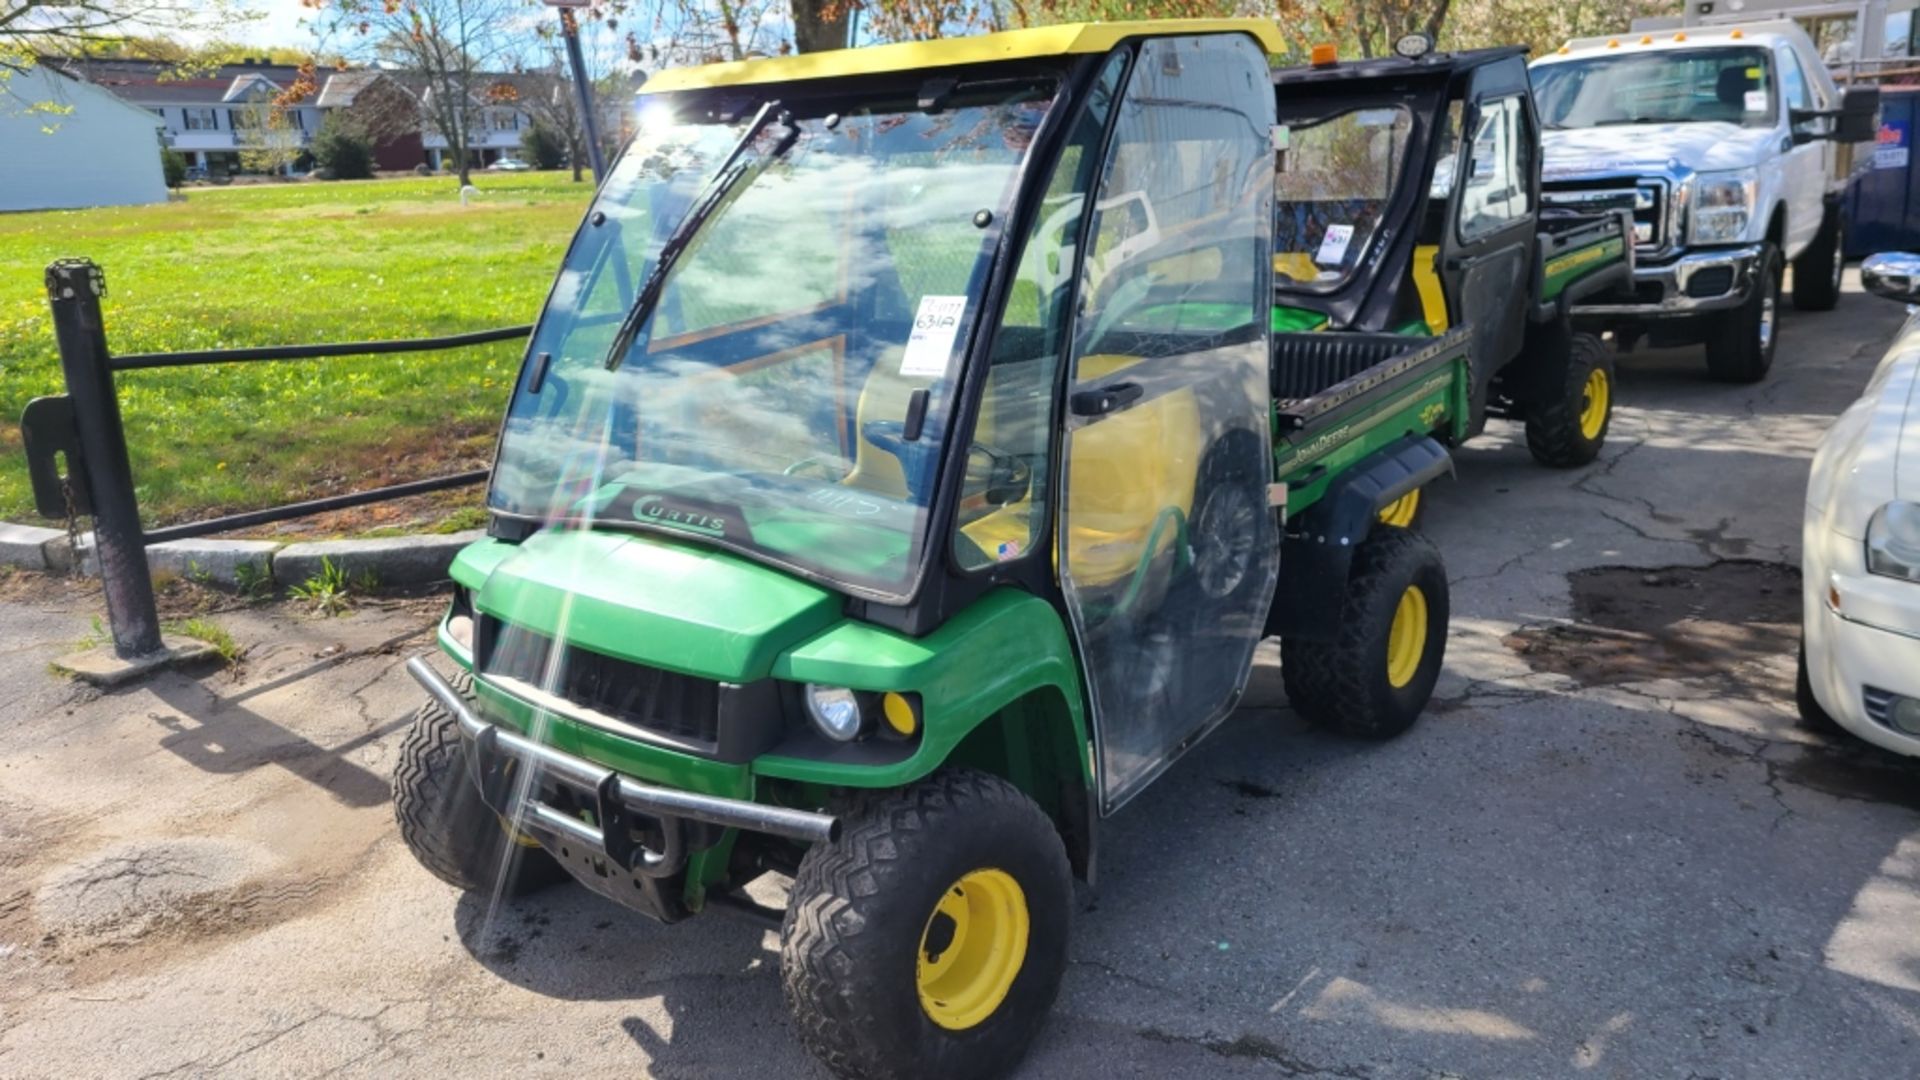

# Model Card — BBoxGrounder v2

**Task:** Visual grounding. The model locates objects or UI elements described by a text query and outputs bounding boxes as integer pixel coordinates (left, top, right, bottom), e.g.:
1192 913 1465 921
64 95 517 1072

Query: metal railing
21 258 531 660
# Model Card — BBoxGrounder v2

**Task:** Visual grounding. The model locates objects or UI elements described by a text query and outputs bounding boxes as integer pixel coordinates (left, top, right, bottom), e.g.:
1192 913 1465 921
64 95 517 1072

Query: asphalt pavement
0 275 1916 1079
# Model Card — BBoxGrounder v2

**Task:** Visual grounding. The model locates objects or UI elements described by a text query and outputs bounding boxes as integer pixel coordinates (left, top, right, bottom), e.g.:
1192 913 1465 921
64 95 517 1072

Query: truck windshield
1272 105 1413 291
1532 48 1777 130
490 87 1053 600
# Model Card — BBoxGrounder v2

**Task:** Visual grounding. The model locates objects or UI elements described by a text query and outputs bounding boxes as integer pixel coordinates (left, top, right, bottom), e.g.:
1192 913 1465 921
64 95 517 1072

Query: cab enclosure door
1056 33 1280 813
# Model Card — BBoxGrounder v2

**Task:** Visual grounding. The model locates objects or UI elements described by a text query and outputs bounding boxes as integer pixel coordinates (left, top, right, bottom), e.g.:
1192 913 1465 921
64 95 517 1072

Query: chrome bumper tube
407 657 839 877
1572 243 1763 318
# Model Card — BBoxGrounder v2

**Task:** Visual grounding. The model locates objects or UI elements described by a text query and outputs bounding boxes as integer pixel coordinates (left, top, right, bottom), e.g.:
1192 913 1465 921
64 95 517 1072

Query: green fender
760 587 1091 792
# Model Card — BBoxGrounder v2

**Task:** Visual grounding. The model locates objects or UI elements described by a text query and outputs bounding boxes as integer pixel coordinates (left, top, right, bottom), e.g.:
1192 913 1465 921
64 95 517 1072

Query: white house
1 66 168 212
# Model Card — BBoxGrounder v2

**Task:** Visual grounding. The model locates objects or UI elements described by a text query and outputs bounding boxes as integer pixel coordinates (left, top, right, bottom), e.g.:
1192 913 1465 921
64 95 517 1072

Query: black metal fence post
44 259 163 658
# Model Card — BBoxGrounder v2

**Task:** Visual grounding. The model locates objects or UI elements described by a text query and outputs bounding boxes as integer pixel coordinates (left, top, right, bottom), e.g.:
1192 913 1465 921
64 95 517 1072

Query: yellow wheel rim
1386 585 1428 690
916 868 1029 1031
1377 488 1420 528
1578 367 1610 441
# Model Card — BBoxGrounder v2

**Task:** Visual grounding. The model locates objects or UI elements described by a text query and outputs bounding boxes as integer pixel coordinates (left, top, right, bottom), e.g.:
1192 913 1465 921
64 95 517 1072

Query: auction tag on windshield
1315 223 1354 267
901 296 967 377
1745 90 1768 113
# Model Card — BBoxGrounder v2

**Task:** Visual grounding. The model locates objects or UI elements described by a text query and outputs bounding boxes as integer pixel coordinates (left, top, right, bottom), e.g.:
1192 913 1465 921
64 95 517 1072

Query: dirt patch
1505 561 1800 689
34 838 277 943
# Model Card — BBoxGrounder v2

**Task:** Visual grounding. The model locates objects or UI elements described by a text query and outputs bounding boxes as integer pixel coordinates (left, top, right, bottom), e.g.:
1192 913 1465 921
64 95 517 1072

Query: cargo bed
1269 326 1473 516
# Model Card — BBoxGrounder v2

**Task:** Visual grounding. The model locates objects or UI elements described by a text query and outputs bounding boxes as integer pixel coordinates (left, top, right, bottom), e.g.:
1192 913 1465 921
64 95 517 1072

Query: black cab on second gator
1270 40 1634 468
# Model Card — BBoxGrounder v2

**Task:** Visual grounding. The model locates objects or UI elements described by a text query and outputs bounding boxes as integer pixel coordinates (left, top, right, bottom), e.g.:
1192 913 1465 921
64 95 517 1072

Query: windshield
490 87 1052 599
1272 105 1413 291
1532 48 1777 130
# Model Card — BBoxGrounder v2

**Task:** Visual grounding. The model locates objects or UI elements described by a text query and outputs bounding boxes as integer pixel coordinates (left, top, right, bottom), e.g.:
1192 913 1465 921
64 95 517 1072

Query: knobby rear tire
1282 529 1449 739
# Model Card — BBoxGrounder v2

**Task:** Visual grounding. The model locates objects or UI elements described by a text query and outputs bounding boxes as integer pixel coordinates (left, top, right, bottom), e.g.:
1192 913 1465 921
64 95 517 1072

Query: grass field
0 172 594 531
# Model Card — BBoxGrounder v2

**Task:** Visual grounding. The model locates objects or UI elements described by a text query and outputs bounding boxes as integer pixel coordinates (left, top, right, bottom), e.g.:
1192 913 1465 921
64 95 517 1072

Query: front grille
477 616 721 747
1864 686 1896 728
1544 178 1669 256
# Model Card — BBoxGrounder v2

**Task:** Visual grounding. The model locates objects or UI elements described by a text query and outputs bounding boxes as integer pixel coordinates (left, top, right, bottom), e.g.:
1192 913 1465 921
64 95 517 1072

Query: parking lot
0 278 1916 1079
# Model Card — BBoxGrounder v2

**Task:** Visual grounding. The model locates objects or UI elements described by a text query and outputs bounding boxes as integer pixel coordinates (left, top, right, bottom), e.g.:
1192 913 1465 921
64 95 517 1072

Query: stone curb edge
0 521 481 589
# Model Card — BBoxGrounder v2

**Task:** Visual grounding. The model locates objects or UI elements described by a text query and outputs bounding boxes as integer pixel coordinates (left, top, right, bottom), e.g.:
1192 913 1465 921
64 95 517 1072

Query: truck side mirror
1861 253 1920 304
1835 85 1881 143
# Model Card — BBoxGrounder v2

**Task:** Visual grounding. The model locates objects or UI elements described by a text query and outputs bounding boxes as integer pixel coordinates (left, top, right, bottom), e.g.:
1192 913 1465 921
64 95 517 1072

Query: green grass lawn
0 172 594 529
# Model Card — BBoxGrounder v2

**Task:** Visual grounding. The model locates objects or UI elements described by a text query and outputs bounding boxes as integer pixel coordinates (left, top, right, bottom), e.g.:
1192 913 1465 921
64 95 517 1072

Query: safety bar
406 657 840 851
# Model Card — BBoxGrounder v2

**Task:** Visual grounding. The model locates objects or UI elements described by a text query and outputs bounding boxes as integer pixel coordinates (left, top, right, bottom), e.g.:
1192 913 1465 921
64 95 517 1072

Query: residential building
1 66 168 212
52 56 547 175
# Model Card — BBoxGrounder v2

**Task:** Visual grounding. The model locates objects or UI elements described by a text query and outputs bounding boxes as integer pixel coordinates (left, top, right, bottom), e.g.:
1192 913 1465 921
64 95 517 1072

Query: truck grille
1543 179 1670 256
475 615 721 748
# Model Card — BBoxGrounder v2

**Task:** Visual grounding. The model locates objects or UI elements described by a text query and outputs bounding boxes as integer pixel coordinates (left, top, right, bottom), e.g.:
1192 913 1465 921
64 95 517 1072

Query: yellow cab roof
639 19 1287 95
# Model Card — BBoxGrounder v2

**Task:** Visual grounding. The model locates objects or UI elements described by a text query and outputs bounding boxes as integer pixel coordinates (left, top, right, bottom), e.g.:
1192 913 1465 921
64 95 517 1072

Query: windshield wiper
603 101 801 372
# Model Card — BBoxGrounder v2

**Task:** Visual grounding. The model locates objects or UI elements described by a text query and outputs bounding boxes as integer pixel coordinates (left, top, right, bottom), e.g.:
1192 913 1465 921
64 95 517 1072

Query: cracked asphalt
2 275 1918 1078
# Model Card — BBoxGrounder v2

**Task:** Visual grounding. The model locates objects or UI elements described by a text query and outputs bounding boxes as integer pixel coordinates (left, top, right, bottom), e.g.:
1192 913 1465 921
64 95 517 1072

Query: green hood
460 529 843 682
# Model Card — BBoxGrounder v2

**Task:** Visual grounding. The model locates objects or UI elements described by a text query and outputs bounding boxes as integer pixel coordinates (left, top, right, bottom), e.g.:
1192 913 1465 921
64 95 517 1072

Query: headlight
804 685 866 742
1866 501 1920 581
800 685 921 742
1689 169 1757 245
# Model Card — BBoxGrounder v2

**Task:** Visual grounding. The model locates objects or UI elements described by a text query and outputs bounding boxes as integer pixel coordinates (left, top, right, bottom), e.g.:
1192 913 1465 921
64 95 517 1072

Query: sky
204 0 323 50
186 0 649 70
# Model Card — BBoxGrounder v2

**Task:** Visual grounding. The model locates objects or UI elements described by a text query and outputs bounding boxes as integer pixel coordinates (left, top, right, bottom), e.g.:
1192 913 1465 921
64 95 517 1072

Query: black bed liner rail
1272 325 1473 434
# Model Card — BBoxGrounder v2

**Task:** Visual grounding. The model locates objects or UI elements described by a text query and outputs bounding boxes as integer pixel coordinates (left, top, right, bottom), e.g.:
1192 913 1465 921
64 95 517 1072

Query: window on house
492 111 517 132
184 107 218 130
231 108 263 130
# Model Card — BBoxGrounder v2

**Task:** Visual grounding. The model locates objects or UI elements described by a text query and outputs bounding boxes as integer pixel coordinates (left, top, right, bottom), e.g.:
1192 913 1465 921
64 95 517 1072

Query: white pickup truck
1529 21 1879 382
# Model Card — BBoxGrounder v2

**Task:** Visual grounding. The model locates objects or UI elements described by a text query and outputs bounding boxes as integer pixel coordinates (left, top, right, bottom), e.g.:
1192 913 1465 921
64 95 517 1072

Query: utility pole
544 0 607 183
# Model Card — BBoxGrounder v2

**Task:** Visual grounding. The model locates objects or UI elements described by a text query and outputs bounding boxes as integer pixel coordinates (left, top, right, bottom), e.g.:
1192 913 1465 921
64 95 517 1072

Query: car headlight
1866 501 1920 582
1689 169 1757 245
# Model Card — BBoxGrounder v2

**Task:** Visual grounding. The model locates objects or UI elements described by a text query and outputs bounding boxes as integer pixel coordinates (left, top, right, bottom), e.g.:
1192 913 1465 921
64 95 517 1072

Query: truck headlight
1689 170 1757 245
1866 501 1920 582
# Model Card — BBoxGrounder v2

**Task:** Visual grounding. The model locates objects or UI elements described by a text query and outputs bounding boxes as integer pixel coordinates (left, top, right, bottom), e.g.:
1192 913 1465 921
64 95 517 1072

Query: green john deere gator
391 20 1615 1079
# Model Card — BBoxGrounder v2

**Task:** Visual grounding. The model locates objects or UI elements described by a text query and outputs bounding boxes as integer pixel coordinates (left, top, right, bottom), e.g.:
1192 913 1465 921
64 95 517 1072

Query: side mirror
1836 85 1881 143
1861 253 1920 303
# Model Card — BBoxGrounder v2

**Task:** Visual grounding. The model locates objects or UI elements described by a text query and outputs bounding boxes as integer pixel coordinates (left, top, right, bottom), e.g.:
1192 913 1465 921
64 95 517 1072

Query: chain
59 476 84 578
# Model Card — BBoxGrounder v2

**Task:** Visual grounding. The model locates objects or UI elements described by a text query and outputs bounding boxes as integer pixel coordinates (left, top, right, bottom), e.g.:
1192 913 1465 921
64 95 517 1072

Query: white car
487 158 533 172
1800 253 1920 755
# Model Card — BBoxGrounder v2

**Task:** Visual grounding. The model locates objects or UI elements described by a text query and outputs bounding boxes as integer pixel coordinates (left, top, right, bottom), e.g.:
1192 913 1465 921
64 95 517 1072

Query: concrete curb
0 519 480 590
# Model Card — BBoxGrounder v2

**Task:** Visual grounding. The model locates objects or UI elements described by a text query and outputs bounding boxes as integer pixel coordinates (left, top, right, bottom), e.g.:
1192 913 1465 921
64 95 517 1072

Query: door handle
1069 381 1144 417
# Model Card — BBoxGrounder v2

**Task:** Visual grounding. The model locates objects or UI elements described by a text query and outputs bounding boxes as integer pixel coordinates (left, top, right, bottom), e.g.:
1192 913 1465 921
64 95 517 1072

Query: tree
160 145 184 188
236 101 305 175
790 0 849 52
520 119 565 168
513 8 648 181
312 112 374 179
1 0 255 106
1444 0 1674 57
316 0 521 188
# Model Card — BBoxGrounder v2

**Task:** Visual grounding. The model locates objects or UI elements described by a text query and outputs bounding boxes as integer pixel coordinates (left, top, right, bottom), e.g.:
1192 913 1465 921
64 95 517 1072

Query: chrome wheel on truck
1706 243 1783 384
